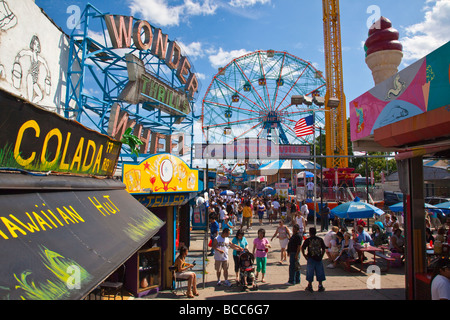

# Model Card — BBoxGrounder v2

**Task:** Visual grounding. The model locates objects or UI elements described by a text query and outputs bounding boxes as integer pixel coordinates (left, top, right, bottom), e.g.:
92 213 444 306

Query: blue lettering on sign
135 194 187 207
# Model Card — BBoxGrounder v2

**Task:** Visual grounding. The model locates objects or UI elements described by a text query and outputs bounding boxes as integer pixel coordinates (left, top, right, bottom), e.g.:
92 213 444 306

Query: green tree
313 119 396 181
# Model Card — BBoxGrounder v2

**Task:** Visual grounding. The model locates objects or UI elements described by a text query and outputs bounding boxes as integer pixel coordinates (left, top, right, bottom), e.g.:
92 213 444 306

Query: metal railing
296 186 384 203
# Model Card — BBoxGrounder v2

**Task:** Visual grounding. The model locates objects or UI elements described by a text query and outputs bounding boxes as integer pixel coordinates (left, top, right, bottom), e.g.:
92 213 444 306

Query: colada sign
123 154 199 194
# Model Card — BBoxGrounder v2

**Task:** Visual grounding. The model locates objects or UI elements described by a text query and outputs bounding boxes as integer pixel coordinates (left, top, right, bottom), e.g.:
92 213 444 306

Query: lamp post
291 95 338 230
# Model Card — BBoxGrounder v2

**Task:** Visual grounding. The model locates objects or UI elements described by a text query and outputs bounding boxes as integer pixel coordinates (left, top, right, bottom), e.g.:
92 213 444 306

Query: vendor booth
350 40 450 299
122 154 200 297
0 89 164 300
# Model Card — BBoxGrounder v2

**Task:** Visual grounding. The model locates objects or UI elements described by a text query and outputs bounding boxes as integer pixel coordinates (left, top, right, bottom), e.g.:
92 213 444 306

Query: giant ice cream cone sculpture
364 17 403 85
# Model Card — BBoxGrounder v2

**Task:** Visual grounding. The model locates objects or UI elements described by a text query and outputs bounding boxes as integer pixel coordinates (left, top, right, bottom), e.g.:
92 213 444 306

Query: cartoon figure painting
386 74 405 100
0 0 17 31
12 35 51 103
124 154 198 194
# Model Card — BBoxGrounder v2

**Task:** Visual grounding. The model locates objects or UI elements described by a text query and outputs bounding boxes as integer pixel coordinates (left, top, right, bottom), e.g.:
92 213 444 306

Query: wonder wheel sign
65 4 199 160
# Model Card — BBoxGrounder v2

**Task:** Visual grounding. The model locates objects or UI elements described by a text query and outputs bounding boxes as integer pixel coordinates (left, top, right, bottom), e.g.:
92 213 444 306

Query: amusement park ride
65 2 351 179
322 0 349 169
201 0 350 175
64 4 199 165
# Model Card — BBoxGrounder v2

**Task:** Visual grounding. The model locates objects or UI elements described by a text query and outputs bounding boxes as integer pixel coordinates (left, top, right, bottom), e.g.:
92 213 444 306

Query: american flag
294 115 314 137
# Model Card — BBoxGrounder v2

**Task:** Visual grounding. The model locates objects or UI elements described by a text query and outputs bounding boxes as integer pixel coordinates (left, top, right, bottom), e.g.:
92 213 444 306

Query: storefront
122 154 200 296
350 41 450 299
0 89 164 300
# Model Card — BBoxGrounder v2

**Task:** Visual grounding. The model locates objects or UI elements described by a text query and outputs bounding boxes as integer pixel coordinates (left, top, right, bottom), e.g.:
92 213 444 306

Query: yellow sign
123 154 199 194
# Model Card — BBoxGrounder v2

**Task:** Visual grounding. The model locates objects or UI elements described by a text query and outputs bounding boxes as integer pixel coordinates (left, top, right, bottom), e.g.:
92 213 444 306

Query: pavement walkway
137 218 406 301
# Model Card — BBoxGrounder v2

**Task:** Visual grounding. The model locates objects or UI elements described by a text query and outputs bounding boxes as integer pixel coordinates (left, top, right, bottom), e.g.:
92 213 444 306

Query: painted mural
350 41 450 142
123 153 199 194
0 0 73 116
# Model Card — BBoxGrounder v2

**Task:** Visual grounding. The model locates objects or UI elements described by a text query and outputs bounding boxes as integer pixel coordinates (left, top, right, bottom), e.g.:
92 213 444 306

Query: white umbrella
259 160 320 175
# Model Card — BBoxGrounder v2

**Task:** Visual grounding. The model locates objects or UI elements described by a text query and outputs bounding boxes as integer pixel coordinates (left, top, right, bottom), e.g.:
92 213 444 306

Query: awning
0 173 164 300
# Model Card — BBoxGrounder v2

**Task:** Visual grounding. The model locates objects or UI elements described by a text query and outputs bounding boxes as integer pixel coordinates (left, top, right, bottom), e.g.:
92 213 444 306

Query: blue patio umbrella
331 197 384 219
297 171 314 178
262 187 275 195
435 201 450 211
389 202 442 214
220 190 235 196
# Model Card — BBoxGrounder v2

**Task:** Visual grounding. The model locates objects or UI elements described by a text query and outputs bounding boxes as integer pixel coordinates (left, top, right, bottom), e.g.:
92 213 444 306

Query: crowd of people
176 188 450 299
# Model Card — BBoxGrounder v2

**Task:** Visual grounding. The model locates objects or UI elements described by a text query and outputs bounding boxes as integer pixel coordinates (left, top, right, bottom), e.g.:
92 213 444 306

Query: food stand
122 154 200 296
0 89 164 299
350 40 450 299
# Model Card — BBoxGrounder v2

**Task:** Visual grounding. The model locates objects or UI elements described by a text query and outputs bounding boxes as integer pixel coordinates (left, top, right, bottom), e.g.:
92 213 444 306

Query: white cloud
128 0 218 27
208 47 251 68
400 0 450 63
229 0 271 8
196 72 207 80
178 41 205 59
184 0 218 15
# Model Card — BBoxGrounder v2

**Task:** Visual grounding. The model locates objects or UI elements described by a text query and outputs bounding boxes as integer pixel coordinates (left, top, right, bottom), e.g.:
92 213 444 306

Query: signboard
350 41 450 142
275 183 289 198
119 54 191 116
0 90 121 177
123 153 199 194
134 193 190 207
194 138 310 160
0 187 164 300
104 15 198 100
215 174 229 187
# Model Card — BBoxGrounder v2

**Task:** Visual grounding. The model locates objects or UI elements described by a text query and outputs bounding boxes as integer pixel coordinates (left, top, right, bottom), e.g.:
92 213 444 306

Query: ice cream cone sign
364 17 403 85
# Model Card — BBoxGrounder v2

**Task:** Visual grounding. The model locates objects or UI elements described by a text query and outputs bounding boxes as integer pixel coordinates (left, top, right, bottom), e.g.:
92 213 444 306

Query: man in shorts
212 228 243 286
301 227 326 292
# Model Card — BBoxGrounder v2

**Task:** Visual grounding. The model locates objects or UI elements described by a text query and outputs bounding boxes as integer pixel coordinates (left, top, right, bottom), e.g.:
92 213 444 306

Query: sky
35 0 450 146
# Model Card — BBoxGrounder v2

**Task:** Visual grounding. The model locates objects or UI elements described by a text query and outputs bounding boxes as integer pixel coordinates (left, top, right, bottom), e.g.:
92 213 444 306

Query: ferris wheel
201 50 327 145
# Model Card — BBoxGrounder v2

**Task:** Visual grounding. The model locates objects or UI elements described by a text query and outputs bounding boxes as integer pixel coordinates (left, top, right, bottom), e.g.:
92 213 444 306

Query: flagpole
313 110 317 231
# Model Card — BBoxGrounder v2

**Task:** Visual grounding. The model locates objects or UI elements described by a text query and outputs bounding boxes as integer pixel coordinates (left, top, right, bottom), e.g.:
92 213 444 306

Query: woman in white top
295 212 307 236
327 232 341 269
271 220 292 264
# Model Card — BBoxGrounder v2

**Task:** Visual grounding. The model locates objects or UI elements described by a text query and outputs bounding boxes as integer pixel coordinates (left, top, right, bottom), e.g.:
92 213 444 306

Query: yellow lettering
103 195 120 212
89 196 109 216
81 140 96 172
37 206 58 229
92 145 103 173
45 209 64 227
63 206 85 223
32 212 53 231
70 137 84 172
0 229 9 240
14 120 40 167
1 217 27 238
10 213 40 233
41 128 62 168
56 207 75 224
59 132 71 170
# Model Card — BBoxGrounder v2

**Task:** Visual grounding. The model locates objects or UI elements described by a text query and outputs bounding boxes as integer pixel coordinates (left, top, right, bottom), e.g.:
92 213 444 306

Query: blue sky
35 0 449 136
